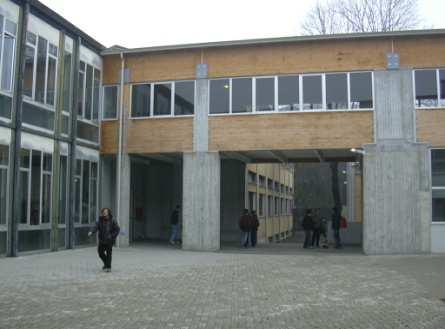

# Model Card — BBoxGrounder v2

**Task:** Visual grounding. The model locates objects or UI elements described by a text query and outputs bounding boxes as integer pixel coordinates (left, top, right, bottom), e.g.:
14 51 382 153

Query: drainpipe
115 52 125 247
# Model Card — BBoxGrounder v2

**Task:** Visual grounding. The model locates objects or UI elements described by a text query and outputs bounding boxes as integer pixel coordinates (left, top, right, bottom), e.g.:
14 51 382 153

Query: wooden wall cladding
126 117 194 154
209 111 374 151
417 109 445 147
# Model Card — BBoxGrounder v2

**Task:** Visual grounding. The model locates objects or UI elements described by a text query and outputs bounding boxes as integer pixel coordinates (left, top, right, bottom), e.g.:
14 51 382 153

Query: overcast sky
40 0 445 49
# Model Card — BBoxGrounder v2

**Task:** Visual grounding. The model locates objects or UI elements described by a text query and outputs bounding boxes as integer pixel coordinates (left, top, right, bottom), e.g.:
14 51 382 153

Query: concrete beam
267 150 288 163
223 151 252 163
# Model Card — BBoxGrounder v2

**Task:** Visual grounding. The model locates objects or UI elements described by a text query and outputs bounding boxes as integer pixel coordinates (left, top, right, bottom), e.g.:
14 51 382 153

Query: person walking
88 208 120 272
239 209 251 248
250 210 260 247
311 209 321 248
332 206 343 249
302 209 314 249
169 205 181 245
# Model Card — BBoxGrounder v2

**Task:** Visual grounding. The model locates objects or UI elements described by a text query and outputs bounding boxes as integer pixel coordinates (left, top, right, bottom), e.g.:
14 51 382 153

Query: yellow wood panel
209 111 374 152
395 37 445 69
417 109 445 147
100 121 119 154
102 55 121 85
127 118 194 154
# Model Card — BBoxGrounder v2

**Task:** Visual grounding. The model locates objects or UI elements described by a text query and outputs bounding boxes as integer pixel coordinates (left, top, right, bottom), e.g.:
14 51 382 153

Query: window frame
431 148 445 224
74 158 99 227
129 80 196 119
208 71 374 116
77 61 102 126
22 32 58 111
0 143 9 228
101 84 120 121
413 68 445 109
0 16 17 96
18 148 53 228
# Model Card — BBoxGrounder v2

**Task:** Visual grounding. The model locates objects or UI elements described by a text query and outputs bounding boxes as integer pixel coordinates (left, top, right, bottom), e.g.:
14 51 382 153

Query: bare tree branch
301 0 420 35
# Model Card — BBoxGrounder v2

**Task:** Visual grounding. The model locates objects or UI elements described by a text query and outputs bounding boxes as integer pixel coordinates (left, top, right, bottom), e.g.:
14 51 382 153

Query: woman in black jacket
88 208 120 272
302 209 314 249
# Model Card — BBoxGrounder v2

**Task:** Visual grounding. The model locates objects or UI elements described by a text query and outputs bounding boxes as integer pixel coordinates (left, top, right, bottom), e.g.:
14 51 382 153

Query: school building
0 0 444 256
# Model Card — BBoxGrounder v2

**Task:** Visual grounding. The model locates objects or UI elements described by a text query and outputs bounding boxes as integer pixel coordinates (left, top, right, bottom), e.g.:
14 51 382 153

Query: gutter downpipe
116 52 125 247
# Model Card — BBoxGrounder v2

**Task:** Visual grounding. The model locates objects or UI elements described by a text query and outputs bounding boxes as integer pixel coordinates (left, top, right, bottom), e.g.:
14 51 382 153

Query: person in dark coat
250 210 260 247
239 209 251 248
331 206 342 249
169 205 181 245
311 209 321 248
302 209 314 249
88 208 120 272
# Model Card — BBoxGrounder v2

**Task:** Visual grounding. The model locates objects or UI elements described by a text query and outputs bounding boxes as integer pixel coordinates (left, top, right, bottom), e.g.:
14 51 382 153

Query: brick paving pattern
0 243 444 329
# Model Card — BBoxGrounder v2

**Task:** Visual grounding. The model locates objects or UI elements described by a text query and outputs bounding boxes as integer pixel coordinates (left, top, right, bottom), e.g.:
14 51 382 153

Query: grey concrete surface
182 152 220 251
0 243 444 329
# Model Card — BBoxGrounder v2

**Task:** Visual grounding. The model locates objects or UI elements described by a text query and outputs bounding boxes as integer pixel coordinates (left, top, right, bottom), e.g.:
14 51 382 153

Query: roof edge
101 29 445 56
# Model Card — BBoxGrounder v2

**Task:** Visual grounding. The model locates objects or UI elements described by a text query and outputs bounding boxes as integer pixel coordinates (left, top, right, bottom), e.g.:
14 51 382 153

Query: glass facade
432 149 445 222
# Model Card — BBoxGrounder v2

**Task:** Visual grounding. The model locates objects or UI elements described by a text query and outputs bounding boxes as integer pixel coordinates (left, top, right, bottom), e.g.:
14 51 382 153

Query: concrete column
117 153 131 247
182 152 220 251
363 70 431 255
182 63 221 251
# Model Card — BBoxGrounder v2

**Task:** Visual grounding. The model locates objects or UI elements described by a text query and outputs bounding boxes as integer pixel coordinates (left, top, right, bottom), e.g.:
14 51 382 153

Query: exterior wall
246 163 294 243
417 110 445 147
0 0 104 256
209 112 373 152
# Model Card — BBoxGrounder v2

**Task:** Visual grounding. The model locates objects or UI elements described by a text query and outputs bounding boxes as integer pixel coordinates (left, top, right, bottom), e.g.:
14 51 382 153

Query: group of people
302 207 344 249
239 209 260 248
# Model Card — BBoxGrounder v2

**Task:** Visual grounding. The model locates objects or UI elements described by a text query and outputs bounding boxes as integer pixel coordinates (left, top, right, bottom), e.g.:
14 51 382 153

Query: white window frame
78 61 101 126
208 71 374 116
74 158 99 227
18 149 53 228
0 16 17 96
130 80 196 119
413 68 444 109
22 32 58 111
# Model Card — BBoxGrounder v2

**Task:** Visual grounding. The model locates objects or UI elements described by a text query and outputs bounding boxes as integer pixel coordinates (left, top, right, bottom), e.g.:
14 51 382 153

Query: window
302 75 322 110
259 194 264 216
23 33 58 108
17 149 52 226
350 72 373 109
248 192 256 212
75 159 98 225
268 195 273 217
326 73 348 109
61 44 72 135
440 69 445 107
267 178 273 190
248 171 257 184
274 197 279 215
255 77 274 111
432 149 445 222
259 175 266 187
232 78 252 113
59 155 68 225
0 145 8 225
210 79 230 114
415 70 437 107
174 81 194 115
78 62 101 122
131 84 150 117
153 83 172 116
278 75 299 111
0 15 17 94
103 85 119 119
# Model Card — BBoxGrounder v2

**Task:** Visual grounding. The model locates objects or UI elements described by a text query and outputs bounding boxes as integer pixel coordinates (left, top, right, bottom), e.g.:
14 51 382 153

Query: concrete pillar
117 154 131 247
363 70 431 255
182 63 221 251
182 152 220 251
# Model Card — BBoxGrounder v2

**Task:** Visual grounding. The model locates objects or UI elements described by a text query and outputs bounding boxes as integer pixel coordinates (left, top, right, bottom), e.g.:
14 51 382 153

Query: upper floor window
78 61 101 122
0 15 17 93
414 69 445 108
102 85 119 119
432 149 445 222
23 32 58 108
209 71 373 115
131 80 195 118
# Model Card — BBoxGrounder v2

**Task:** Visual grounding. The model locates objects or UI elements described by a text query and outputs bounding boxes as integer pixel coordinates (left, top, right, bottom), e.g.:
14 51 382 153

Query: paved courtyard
0 242 445 329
